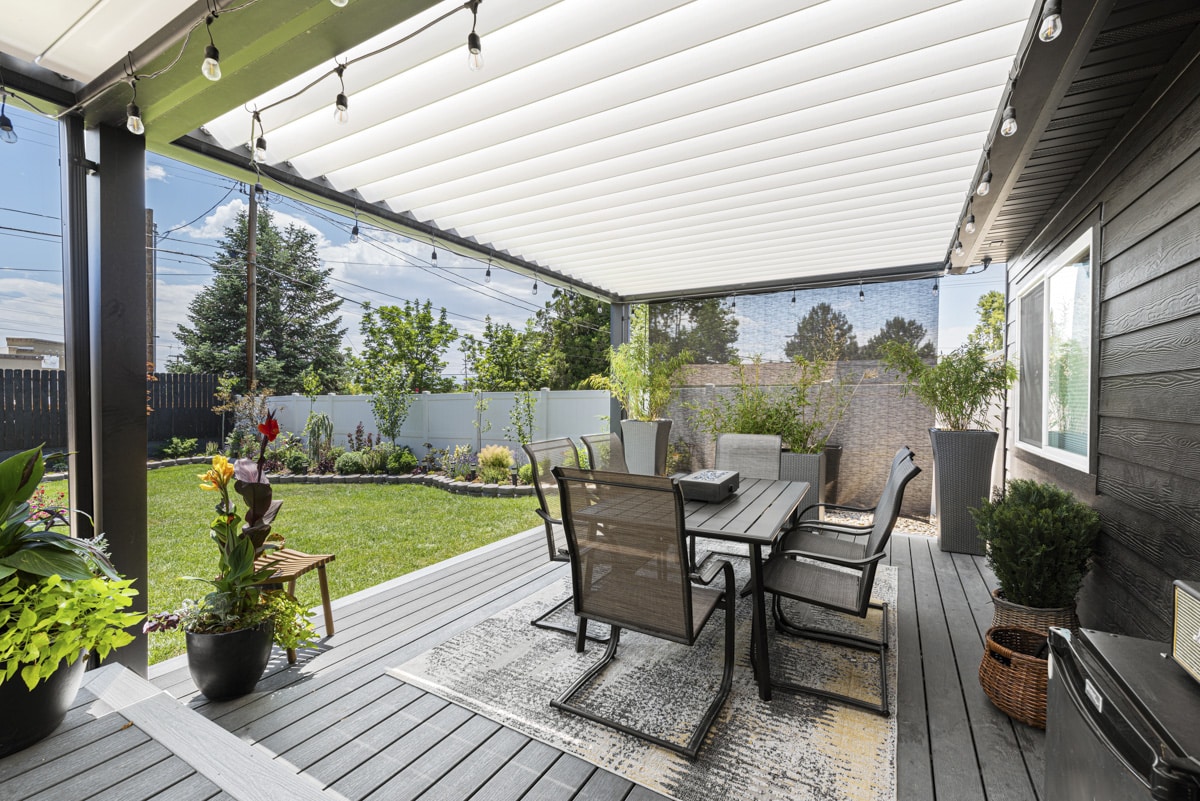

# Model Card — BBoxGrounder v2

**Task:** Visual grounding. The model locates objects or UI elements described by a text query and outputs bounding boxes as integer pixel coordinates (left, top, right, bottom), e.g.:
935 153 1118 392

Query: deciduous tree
355 299 459 394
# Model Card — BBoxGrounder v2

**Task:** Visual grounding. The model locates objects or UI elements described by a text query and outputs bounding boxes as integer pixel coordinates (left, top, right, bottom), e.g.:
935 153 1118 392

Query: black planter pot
0 653 88 757
929 428 999 555
186 621 274 701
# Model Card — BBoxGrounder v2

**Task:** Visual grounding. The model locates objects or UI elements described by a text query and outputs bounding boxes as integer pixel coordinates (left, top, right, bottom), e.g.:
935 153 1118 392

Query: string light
125 80 144 135
484 258 492 283
431 237 438 264
1000 104 1018 137
964 213 976 235
330 0 349 6
954 239 964 257
977 151 992 196
791 289 796 303
932 277 939 297
532 277 538 295
334 65 349 124
731 295 737 310
858 280 865 302
1038 0 1063 41
201 13 222 81
467 1 484 71
250 111 267 163
0 95 15 144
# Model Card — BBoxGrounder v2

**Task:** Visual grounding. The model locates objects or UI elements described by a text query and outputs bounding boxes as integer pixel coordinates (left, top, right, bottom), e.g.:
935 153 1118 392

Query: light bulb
532 279 538 296
431 244 438 263
467 32 484 71
126 103 144 135
1039 0 1062 41
484 266 491 283
858 287 865 303
334 93 349 124
0 112 16 145
791 291 796 304
330 0 348 6
932 278 939 297
1000 105 1018 137
349 224 359 244
954 240 964 257
977 170 992 196
253 135 267 163
201 45 221 81
965 214 976 235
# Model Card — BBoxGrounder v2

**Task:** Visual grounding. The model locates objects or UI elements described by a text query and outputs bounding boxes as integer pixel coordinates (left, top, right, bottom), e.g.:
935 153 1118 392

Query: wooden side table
254 548 335 663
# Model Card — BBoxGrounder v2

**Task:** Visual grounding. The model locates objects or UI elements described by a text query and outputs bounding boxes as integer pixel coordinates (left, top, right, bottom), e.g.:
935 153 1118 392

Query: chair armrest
785 520 872 538
690 557 731 587
777 548 888 570
798 502 876 517
535 508 562 526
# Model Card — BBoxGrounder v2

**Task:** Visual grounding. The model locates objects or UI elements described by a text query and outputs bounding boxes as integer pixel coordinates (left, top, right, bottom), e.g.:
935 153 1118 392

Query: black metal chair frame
551 467 736 759
522 439 609 644
763 453 921 716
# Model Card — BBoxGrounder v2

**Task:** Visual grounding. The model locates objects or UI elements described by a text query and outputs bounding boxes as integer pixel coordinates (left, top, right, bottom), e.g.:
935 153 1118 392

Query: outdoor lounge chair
581 432 628 473
762 453 921 715
521 438 606 643
551 466 735 759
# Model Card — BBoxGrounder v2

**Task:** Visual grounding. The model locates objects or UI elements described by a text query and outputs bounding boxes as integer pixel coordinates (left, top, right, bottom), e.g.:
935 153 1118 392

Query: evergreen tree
968 290 1006 352
784 302 858 361
534 290 611 390
650 298 739 363
355 299 459 394
859 316 936 359
171 209 345 394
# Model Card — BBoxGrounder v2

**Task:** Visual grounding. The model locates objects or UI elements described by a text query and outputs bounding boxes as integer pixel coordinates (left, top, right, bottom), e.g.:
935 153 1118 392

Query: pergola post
88 123 149 674
608 302 630 435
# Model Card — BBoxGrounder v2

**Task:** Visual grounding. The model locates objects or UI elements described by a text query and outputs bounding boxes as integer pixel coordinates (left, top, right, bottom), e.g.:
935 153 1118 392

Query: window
1016 230 1092 470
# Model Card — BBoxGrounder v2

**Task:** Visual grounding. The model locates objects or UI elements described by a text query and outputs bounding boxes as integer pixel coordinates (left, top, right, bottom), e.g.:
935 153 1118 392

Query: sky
0 102 1004 374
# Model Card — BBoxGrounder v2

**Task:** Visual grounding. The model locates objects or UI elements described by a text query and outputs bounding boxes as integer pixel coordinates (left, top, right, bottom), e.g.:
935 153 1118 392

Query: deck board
1 528 1046 801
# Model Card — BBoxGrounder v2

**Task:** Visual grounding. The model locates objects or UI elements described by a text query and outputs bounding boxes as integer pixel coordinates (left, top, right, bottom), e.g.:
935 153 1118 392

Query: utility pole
246 182 259 387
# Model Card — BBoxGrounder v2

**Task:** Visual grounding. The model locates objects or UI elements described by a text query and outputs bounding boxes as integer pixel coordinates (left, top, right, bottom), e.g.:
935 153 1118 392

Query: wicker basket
979 626 1050 729
991 589 1079 635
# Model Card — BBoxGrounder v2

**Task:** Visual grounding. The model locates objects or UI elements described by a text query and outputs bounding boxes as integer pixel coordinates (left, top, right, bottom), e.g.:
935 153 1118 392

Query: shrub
161 437 198 459
478 444 515 484
388 448 418 474
970 479 1101 609
335 450 366 475
361 448 388 474
518 463 533 486
281 449 312 475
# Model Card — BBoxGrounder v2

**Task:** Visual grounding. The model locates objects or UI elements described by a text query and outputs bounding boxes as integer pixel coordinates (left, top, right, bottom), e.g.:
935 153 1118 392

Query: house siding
1005 38 1200 640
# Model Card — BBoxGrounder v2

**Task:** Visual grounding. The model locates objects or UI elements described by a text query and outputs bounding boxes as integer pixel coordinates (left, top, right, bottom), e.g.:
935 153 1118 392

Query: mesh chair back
857 455 921 608
581 433 629 473
715 433 782 480
554 467 695 644
523 438 584 559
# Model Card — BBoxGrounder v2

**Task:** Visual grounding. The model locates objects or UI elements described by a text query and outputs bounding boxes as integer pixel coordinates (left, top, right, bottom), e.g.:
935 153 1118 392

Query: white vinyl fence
267 390 611 463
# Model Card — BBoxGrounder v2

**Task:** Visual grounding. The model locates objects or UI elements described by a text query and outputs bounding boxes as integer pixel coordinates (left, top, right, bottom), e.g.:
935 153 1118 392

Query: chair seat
763 556 861 615
778 529 867 562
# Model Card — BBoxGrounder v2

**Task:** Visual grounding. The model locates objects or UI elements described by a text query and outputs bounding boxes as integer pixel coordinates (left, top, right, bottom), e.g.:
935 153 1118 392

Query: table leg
749 543 772 701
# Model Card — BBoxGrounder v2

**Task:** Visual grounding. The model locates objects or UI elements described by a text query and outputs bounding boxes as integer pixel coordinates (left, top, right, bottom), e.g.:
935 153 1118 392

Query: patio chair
551 466 735 759
714 433 782 479
761 453 920 715
581 432 628 473
521 438 606 643
790 445 914 532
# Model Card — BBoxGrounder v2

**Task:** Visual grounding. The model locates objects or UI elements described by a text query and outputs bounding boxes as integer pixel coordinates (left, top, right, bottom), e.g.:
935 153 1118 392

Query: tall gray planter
780 450 826 521
621 419 671 476
929 428 998 555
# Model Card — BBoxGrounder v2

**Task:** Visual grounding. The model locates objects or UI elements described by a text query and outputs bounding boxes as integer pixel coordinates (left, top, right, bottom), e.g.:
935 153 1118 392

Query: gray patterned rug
388 553 897 801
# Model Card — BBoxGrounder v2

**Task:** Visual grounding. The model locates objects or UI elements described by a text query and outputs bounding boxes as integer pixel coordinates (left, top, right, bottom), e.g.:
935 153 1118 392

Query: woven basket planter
979 626 1049 729
991 589 1079 635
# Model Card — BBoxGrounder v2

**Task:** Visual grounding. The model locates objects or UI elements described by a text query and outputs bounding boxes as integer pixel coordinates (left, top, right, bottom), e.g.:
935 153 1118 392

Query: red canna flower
258 411 280 442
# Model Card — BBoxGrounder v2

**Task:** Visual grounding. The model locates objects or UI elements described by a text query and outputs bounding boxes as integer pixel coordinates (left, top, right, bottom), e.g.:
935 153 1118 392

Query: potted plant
145 412 317 700
970 478 1100 631
688 355 855 517
0 447 144 757
881 341 1016 554
585 305 690 475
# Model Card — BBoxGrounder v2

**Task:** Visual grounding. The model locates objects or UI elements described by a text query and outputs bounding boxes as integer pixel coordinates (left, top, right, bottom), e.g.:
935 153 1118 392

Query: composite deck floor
1 530 1045 801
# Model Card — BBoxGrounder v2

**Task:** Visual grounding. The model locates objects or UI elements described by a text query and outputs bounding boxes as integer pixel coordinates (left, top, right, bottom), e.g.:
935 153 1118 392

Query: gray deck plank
909 536 988 801
468 739 561 801
517 753 597 801
86 756 195 801
143 772 223 801
892 535 934 801
625 785 671 801
23 740 173 801
364 714 503 801
417 726 530 801
574 764 638 801
1 722 150 801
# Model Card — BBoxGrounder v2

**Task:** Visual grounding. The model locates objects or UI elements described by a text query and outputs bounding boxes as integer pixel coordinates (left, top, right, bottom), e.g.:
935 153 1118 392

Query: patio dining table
682 477 809 701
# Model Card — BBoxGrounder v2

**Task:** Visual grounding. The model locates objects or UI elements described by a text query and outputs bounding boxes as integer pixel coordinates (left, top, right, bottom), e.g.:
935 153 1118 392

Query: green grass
139 466 540 664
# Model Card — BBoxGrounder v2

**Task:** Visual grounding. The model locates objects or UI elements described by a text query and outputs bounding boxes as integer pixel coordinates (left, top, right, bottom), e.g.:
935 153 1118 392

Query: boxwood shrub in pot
970 478 1100 631
0 446 144 757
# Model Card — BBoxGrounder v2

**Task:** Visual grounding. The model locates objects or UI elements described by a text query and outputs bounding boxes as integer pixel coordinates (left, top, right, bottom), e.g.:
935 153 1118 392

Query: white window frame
1014 229 1093 473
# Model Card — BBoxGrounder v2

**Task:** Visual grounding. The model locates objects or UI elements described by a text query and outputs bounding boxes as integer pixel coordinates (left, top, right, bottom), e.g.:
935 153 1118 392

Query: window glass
1019 284 1044 447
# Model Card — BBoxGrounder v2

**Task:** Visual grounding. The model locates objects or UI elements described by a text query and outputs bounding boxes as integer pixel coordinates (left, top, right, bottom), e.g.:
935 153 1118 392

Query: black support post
609 302 630 435
90 123 149 674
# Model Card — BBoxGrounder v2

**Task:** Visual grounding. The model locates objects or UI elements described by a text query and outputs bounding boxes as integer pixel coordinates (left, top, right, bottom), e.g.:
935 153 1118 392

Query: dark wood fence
0 370 222 453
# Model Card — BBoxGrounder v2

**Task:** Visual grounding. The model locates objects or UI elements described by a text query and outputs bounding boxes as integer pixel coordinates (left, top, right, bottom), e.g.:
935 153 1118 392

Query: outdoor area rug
387 549 898 801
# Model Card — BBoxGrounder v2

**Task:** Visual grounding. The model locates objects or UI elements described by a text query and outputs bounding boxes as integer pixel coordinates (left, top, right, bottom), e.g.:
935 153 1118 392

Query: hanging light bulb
965 214 976 235
253 135 267 163
791 289 796 304
484 259 492 284
932 277 939 297
982 255 993 269
954 239 965 257
1000 105 1018 137
532 277 538 296
467 1 484 71
330 0 349 6
731 296 737 310
977 170 993 196
858 281 865 303
249 111 267 163
349 224 359 244
125 79 143 135
0 97 16 145
201 15 222 81
1039 0 1063 41
431 238 438 264
334 65 349 124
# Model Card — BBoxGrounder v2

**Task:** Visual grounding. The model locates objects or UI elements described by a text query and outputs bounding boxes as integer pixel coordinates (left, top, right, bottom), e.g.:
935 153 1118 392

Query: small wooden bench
253 548 335 663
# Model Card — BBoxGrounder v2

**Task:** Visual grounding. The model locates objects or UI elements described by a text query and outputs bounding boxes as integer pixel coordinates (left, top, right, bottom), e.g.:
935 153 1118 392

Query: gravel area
825 510 936 538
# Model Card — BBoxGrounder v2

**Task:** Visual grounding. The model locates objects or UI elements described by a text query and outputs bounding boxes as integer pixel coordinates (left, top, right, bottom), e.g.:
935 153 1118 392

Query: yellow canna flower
198 455 234 492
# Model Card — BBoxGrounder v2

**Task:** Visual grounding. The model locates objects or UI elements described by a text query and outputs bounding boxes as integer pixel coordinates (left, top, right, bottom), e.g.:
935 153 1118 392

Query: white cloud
145 164 168 182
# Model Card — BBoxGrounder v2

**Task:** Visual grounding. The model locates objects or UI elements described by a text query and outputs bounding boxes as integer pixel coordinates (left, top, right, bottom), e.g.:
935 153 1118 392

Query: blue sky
0 102 1003 373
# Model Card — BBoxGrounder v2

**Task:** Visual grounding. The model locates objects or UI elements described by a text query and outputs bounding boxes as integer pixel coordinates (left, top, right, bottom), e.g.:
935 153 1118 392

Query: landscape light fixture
334 65 349 124
0 96 17 144
467 1 484 71
1039 0 1063 42
201 14 222 81
125 81 144 135
1000 104 1018 137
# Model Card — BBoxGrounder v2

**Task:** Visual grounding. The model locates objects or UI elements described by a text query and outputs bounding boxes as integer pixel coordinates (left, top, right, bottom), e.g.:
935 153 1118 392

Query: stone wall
665 360 934 517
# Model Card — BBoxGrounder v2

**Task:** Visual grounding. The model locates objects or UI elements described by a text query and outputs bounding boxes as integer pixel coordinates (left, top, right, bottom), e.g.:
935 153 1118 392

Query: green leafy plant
0 447 143 689
387 448 418 474
303 412 334 465
281 449 312 475
518 463 533 486
585 305 690 421
970 479 1100 609
477 445 515 484
881 341 1016 431
334 451 366 475
504 391 538 445
161 437 199 459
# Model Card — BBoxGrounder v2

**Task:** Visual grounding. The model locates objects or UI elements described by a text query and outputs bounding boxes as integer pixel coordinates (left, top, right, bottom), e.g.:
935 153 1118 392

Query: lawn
142 465 541 664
